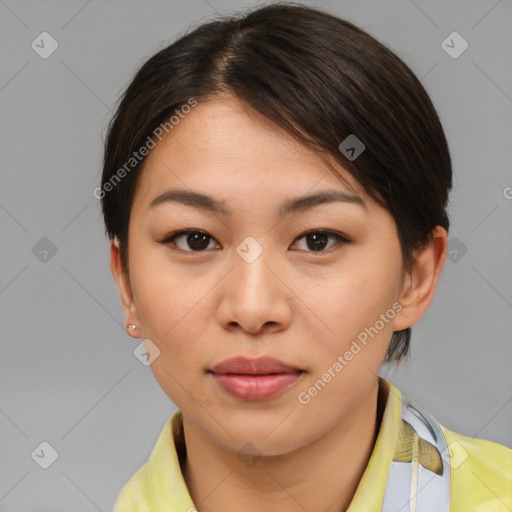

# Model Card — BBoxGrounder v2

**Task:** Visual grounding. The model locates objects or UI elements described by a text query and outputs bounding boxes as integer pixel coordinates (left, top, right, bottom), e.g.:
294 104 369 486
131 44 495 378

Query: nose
216 241 293 335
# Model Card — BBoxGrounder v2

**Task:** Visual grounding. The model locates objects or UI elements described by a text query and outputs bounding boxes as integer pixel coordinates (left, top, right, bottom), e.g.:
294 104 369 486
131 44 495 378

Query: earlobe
392 226 448 332
110 237 141 337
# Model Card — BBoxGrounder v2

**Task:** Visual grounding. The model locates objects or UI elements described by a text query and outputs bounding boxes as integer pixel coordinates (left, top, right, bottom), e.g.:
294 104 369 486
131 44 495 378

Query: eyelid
295 228 351 243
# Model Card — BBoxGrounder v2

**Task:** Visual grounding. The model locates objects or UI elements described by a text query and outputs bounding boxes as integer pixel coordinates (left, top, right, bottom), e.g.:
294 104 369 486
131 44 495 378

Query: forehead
132 96 365 210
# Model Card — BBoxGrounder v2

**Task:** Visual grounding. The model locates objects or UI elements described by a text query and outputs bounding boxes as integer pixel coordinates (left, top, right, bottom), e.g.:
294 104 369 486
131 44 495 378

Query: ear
110 237 141 338
392 226 448 331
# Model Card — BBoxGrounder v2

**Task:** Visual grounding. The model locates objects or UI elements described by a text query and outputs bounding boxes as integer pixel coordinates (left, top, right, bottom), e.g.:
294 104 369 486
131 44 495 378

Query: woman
99 3 512 511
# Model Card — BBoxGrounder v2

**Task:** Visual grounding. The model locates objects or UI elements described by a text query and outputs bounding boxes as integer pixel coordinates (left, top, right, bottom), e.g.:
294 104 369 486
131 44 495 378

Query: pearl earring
128 324 137 331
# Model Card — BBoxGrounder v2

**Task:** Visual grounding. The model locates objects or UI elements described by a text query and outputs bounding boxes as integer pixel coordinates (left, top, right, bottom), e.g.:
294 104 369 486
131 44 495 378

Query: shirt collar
346 377 403 510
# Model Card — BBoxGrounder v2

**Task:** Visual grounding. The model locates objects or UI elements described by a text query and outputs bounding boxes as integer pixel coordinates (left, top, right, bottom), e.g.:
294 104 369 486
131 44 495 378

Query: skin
110 94 447 512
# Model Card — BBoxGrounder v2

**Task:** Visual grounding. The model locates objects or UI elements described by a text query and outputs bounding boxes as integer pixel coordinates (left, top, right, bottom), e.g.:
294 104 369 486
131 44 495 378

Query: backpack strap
381 394 451 511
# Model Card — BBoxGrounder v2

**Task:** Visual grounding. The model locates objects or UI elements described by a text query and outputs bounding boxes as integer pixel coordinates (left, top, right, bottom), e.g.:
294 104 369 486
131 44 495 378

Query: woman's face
115 95 409 455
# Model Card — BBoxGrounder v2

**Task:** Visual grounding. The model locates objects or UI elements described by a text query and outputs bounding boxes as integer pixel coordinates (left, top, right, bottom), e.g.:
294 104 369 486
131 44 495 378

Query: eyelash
160 229 351 254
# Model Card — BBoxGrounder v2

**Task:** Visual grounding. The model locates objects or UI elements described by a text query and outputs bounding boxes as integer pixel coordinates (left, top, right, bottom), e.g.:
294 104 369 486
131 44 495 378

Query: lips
210 356 303 375
209 356 304 401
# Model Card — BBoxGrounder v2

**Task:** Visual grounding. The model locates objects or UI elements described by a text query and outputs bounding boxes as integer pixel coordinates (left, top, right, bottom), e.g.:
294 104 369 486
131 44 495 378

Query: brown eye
292 230 350 252
163 230 220 252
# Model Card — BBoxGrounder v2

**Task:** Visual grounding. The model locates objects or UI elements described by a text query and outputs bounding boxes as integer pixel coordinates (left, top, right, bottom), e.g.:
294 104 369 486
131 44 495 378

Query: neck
181 379 384 512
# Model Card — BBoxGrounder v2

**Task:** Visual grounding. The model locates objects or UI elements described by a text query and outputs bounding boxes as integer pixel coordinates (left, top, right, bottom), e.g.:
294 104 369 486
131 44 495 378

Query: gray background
1 0 511 510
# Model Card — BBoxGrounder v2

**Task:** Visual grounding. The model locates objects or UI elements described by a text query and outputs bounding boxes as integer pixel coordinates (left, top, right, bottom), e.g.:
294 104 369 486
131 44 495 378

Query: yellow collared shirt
113 379 512 511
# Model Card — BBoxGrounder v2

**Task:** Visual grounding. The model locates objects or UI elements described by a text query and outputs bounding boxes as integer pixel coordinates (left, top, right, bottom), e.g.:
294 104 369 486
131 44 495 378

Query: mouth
208 355 305 401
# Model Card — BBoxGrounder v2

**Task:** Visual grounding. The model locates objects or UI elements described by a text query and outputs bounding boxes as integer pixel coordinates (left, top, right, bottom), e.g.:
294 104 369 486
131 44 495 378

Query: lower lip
211 372 303 400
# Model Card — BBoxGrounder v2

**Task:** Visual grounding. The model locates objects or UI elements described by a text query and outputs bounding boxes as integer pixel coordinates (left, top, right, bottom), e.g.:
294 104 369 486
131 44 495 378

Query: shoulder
441 425 512 510
112 463 152 512
112 412 186 511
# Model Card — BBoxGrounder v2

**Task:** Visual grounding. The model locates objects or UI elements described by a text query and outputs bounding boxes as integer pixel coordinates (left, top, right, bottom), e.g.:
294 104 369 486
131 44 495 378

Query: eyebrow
149 188 366 216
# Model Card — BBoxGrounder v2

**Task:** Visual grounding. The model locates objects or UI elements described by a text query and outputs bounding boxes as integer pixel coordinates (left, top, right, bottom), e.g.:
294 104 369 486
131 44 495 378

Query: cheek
291 266 399 424
295 252 402 362
130 262 211 405
129 251 213 354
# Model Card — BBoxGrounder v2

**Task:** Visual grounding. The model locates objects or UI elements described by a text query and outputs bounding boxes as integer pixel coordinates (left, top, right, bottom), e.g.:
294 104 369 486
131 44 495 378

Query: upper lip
210 356 303 375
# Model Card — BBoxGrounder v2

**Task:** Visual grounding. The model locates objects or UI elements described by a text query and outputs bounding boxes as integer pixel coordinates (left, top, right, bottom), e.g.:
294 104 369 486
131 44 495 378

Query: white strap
381 395 451 512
